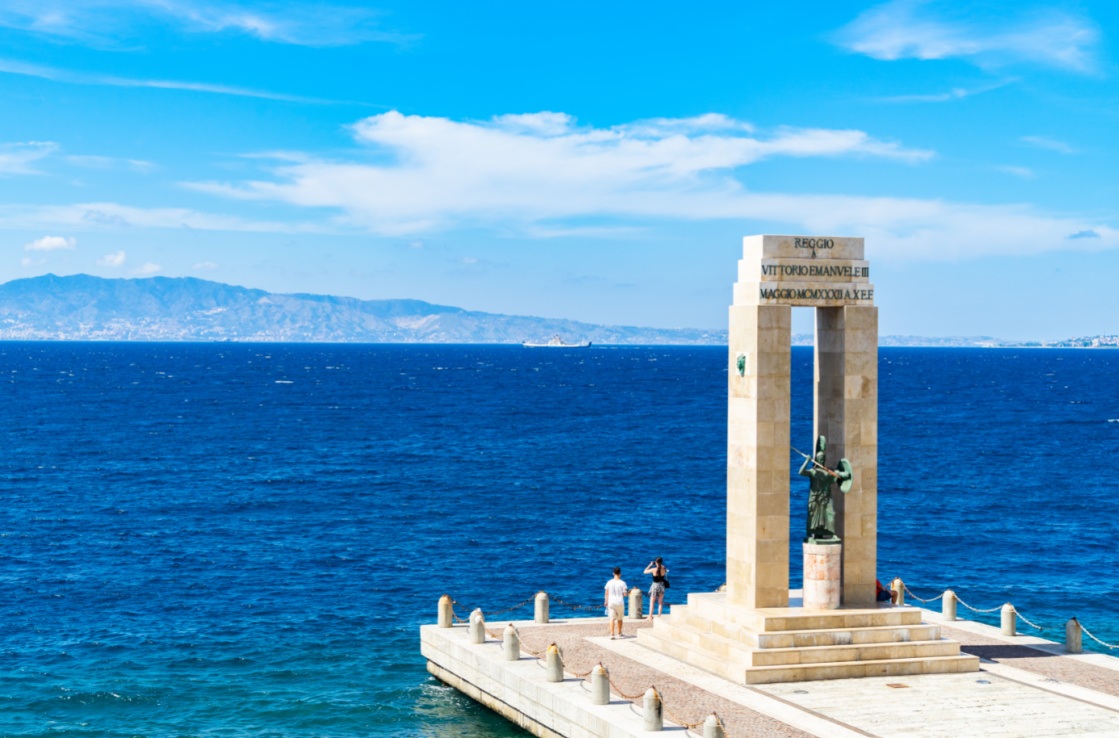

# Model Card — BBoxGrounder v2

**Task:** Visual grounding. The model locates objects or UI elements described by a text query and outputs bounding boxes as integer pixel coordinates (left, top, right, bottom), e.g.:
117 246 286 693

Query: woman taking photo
643 557 668 617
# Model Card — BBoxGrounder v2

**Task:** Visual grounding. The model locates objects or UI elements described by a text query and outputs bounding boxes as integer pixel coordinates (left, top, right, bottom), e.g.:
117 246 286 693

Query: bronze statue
797 435 852 544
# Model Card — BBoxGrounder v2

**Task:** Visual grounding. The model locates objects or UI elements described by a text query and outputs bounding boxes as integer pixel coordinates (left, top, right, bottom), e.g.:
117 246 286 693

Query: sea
1 342 1116 737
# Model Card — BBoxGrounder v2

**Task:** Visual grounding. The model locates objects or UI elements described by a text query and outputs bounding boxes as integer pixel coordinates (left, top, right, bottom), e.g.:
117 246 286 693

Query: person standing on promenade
644 557 669 618
604 567 628 639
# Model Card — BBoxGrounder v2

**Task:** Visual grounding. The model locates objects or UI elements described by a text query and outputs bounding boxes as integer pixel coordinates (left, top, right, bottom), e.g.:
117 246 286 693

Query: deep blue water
0 343 1116 736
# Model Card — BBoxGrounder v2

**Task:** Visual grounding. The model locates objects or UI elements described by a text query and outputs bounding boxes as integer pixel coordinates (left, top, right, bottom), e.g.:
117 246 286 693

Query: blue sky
1 0 1117 340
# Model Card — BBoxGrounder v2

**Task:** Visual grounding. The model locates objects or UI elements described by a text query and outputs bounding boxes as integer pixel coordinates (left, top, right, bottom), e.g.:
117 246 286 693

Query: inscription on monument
760 264 869 279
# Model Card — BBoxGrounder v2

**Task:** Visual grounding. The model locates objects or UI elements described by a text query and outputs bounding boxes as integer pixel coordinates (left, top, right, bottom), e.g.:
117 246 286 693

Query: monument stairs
637 593 979 684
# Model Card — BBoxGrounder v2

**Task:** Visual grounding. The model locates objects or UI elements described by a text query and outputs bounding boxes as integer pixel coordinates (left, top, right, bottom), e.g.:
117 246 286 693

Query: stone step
635 628 746 682
638 627 980 684
686 592 922 632
743 654 981 685
749 639 962 667
652 614 960 668
673 607 940 649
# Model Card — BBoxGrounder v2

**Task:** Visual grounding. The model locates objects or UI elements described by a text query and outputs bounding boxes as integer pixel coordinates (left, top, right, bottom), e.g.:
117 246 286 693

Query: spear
791 446 845 480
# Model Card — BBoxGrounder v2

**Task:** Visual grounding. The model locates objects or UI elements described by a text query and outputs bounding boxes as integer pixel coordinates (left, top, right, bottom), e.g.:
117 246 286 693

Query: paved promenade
498 606 1119 737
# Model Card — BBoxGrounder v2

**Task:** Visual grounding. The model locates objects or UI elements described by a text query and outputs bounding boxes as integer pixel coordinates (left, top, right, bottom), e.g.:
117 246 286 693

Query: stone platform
636 592 978 683
421 607 1119 738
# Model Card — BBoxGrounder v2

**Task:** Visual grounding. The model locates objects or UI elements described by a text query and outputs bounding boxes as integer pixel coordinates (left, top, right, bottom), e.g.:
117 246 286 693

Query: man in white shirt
604 567 628 639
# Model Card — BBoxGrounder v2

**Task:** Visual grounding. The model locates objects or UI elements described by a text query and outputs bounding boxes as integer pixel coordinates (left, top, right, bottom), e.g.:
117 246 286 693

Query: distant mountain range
0 274 1111 347
0 274 723 344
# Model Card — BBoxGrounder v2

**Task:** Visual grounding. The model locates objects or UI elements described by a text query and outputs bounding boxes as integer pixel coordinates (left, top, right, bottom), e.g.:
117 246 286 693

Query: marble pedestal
803 542 842 610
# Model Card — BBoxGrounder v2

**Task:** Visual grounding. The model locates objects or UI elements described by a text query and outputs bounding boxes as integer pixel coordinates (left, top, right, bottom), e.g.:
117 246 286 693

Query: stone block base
803 542 841 610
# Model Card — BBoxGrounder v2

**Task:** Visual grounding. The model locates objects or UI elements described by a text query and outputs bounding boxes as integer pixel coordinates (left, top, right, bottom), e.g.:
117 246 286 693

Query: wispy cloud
0 58 329 103
0 141 58 175
0 202 325 233
186 110 933 235
835 0 1100 73
24 235 76 251
98 250 127 267
1020 135 1077 154
131 262 162 276
874 78 1014 104
0 1 415 48
996 165 1035 180
67 155 155 173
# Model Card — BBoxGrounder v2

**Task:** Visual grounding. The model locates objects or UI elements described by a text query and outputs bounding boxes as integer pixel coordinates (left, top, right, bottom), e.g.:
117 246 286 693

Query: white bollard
628 587 644 620
643 687 663 731
438 594 454 628
891 577 905 607
503 623 520 661
703 713 725 738
545 644 564 682
535 591 550 624
1066 618 1083 654
1001 604 1016 636
943 590 957 621
590 663 610 705
469 608 486 644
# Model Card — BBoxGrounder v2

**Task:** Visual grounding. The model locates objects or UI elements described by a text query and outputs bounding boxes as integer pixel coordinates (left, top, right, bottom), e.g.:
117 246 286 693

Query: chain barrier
952 594 1004 614
1080 621 1119 650
662 703 708 732
902 584 943 604
550 594 609 613
1014 608 1044 632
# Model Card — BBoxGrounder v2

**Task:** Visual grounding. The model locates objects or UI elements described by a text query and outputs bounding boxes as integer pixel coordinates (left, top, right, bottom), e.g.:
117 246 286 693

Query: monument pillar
727 304 791 609
815 306 878 605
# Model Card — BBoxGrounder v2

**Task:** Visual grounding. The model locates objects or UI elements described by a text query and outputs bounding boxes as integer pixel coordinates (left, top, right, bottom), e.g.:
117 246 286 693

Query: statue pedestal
803 542 842 610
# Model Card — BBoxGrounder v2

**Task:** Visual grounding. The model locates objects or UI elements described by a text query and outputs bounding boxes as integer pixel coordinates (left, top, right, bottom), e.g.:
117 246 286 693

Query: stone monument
637 235 978 683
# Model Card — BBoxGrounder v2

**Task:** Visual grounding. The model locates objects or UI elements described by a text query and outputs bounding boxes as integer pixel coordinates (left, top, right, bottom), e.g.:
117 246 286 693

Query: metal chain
550 595 607 612
902 584 944 604
953 594 1003 614
1014 608 1045 631
1079 622 1119 650
485 596 537 618
662 704 707 731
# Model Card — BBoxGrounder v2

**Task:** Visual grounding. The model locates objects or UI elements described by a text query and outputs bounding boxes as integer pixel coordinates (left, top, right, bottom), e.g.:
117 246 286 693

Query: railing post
534 591 550 624
1066 618 1083 654
942 590 957 621
438 594 454 628
1001 603 1016 636
703 714 725 738
590 663 610 705
890 577 905 607
628 587 644 620
545 643 564 682
503 623 520 661
643 687 663 731
469 608 486 644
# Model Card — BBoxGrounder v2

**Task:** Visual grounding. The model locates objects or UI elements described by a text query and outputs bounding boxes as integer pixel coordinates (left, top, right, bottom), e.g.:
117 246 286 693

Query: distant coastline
0 274 1112 347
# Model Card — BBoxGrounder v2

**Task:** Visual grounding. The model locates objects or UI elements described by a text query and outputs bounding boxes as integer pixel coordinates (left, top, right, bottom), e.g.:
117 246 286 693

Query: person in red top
876 579 898 605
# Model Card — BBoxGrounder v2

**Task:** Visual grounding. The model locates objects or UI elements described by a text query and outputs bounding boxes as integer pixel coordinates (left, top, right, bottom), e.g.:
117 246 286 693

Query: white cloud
0 141 58 175
835 0 1099 72
193 261 218 269
20 256 43 267
1020 135 1077 154
132 262 162 275
186 110 932 235
24 235 76 251
0 1 414 48
0 58 328 103
98 250 126 267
